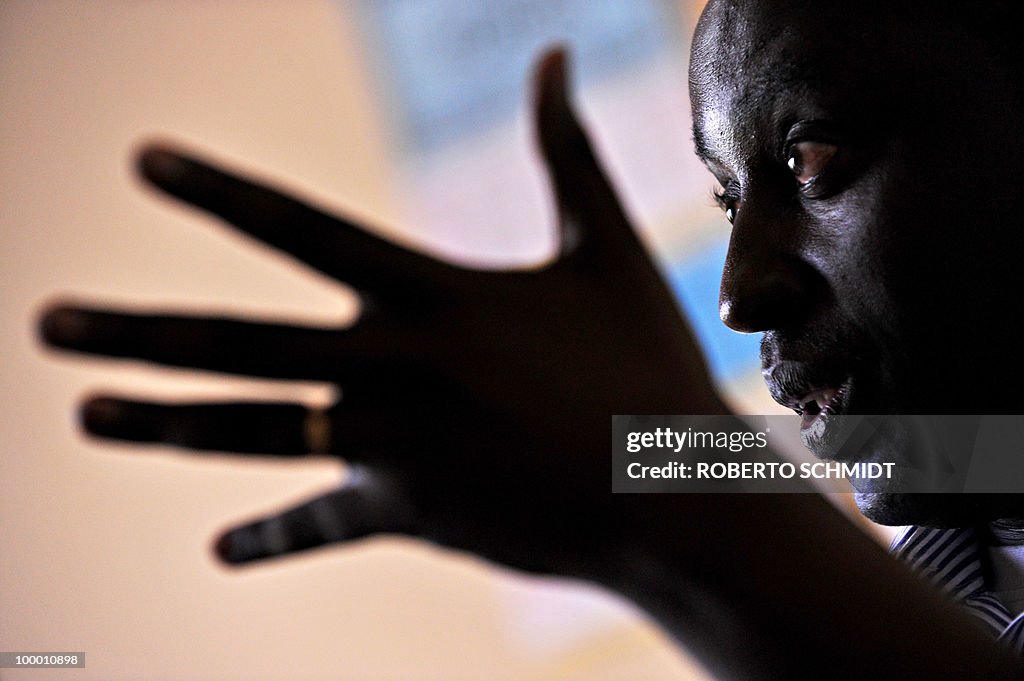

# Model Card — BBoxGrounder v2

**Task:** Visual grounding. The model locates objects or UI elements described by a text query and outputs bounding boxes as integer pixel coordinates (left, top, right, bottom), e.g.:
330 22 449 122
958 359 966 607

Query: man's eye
713 182 740 224
786 141 838 185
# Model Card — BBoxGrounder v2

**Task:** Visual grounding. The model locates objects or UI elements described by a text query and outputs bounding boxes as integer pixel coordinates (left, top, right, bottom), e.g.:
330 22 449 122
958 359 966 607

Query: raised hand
39 51 723 579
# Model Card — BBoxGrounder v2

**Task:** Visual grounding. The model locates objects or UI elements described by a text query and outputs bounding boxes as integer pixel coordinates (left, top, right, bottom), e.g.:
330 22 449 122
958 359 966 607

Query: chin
854 492 1024 528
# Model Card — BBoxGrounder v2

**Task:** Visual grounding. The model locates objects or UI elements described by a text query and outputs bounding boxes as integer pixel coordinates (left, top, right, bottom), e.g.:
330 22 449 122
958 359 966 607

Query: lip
795 384 848 430
763 360 854 458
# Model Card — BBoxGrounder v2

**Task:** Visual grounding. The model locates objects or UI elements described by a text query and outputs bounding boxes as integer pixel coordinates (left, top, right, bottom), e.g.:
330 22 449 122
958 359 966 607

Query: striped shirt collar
892 525 1024 649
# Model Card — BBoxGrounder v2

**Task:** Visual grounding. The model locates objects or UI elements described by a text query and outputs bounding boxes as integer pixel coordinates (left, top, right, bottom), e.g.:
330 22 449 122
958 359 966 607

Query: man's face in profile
689 0 1024 525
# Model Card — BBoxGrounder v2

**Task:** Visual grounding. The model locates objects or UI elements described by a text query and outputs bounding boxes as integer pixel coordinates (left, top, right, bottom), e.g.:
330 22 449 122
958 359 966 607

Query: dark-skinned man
39 1 1024 678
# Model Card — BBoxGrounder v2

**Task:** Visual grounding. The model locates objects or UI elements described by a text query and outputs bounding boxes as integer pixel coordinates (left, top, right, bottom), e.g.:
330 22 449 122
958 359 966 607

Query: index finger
138 143 470 301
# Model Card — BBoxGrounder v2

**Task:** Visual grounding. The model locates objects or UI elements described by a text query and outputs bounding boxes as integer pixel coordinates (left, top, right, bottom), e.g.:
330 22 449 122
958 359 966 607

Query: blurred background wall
0 1 803 679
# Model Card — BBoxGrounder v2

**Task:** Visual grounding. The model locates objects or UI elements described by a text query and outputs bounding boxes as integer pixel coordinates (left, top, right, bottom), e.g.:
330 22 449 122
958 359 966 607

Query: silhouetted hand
40 51 723 578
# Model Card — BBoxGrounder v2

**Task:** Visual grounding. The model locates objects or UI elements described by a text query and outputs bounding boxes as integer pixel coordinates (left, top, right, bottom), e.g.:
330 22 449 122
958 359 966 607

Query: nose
719 206 825 334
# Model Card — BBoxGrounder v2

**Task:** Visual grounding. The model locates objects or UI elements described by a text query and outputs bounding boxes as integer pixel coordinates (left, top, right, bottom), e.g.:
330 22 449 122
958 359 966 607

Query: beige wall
0 2 711 679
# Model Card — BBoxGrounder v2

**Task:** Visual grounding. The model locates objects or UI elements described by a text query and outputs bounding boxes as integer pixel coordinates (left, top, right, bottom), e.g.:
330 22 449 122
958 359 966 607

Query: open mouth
795 386 844 431
763 361 852 434
788 379 853 459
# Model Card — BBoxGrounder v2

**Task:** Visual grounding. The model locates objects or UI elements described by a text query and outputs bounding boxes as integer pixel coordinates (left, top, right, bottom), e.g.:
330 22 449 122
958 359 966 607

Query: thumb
534 48 635 261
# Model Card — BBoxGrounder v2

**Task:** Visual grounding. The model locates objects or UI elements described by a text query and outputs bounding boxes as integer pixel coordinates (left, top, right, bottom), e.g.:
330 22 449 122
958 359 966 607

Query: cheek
844 155 1024 407
802 181 902 345
799 175 963 408
882 169 1007 339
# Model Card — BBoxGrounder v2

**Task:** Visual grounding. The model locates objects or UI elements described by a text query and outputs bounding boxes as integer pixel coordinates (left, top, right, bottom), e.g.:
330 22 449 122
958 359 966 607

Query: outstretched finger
534 49 638 262
214 471 419 564
40 304 419 381
79 398 391 457
137 143 470 300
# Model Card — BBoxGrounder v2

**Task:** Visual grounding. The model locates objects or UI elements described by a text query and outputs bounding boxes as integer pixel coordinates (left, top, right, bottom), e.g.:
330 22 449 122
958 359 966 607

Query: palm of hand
41 51 719 577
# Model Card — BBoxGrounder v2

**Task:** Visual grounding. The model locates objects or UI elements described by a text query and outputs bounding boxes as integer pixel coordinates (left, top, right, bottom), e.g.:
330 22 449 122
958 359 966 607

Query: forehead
685 1 999 174
689 1 889 167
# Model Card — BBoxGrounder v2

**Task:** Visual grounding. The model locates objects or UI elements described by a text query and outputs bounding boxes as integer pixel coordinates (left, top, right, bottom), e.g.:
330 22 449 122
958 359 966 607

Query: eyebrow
692 123 716 164
689 59 825 172
691 114 731 175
